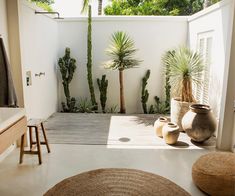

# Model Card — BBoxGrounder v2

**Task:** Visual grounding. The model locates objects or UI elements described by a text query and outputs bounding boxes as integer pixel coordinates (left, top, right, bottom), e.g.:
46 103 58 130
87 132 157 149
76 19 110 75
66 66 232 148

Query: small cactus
58 48 78 112
141 69 151 114
97 75 108 113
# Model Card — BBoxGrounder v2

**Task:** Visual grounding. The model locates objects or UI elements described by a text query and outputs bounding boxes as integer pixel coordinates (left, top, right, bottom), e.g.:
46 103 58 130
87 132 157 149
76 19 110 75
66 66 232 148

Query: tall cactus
87 5 98 110
141 69 151 114
97 75 108 113
58 47 78 112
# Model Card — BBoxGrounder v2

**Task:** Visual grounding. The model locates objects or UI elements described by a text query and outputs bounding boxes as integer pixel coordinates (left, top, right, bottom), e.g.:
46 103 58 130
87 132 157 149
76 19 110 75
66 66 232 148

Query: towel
0 37 18 107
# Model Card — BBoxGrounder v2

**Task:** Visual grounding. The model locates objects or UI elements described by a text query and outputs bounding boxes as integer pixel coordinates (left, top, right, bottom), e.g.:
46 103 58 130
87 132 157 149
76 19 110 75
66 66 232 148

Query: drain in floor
119 137 131 142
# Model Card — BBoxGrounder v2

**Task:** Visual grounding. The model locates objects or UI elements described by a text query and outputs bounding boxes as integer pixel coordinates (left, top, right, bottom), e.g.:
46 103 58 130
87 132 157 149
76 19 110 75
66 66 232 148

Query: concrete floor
0 144 211 196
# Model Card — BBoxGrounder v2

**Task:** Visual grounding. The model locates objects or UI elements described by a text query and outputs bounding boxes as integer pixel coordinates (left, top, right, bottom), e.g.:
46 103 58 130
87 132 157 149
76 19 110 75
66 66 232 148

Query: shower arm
35 11 64 19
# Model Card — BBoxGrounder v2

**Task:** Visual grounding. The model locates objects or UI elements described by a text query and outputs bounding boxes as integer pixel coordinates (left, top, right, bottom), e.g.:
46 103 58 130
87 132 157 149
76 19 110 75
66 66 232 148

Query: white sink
0 108 26 133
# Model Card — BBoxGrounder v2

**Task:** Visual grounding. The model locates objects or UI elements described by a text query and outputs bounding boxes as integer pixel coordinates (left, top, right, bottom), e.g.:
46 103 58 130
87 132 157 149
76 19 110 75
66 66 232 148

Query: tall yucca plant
104 31 141 113
163 46 204 103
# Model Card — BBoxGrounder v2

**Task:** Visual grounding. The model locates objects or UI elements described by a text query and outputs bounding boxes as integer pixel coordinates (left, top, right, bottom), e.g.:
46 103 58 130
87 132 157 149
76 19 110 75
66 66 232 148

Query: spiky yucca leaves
104 31 141 113
163 46 204 103
58 48 78 112
77 98 94 113
105 31 141 70
97 75 108 113
141 69 150 114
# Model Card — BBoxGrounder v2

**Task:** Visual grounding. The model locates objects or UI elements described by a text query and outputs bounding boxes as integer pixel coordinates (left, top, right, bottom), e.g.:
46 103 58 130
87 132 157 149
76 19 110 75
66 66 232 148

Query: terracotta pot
170 98 191 132
162 122 180 145
182 104 217 142
154 117 168 138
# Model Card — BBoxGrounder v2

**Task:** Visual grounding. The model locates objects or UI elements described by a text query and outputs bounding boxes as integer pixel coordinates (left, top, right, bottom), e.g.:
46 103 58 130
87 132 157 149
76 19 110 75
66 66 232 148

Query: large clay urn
182 104 217 142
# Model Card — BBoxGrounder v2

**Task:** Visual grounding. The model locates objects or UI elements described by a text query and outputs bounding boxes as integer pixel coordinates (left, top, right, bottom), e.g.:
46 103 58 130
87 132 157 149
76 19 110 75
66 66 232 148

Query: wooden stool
19 119 51 164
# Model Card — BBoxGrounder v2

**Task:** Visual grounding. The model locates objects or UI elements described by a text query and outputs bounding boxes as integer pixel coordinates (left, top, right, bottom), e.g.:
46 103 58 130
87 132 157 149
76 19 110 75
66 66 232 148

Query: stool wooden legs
29 127 33 150
19 121 50 165
41 123 50 153
35 126 42 164
19 126 42 165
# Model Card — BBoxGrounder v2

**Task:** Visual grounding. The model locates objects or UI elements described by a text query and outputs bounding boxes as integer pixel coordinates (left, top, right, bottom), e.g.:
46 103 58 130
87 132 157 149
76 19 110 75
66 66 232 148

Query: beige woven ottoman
192 152 235 196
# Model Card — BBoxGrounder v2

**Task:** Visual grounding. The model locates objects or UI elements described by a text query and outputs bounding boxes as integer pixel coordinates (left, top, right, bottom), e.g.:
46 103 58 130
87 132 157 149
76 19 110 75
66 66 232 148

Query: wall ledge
56 16 189 22
188 0 232 22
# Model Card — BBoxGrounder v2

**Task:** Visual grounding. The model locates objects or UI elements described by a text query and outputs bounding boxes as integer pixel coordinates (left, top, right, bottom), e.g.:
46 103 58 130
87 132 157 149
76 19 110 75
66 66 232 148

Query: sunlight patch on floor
107 116 216 150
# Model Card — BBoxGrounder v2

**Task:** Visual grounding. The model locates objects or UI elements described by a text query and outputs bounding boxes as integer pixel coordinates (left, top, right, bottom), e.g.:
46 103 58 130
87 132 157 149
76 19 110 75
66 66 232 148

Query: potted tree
104 31 141 113
163 46 204 131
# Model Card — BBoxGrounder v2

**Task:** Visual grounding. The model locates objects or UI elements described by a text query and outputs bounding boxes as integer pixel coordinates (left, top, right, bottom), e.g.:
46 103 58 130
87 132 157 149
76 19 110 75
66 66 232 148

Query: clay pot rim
167 122 179 128
159 117 168 122
172 97 194 105
190 104 211 113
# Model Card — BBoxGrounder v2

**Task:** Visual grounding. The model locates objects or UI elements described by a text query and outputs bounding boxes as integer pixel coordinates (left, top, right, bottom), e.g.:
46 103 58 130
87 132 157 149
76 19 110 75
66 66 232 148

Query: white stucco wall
58 17 188 113
0 0 9 55
2 0 232 117
188 0 234 118
18 0 59 119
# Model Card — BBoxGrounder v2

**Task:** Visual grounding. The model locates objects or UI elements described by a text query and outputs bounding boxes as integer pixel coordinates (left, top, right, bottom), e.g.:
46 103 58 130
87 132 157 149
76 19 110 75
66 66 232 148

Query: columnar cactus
58 47 78 112
97 75 108 113
87 5 98 110
141 69 151 114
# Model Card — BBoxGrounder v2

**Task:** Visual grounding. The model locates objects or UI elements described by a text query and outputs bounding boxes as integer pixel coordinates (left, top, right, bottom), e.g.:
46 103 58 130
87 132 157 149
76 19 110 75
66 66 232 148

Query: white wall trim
56 16 189 22
188 0 232 22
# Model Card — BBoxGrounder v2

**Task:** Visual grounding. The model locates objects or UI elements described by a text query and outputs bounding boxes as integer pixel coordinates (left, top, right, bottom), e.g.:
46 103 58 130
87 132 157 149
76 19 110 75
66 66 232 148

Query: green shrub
77 98 94 113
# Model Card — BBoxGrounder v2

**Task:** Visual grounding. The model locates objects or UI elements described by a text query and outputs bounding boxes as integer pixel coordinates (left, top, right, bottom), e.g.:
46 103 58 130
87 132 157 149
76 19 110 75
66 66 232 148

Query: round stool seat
192 152 235 196
45 168 190 196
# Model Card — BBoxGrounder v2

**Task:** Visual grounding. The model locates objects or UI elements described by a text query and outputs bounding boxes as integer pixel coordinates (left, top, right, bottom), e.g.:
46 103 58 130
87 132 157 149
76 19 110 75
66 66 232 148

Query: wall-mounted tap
35 72 45 77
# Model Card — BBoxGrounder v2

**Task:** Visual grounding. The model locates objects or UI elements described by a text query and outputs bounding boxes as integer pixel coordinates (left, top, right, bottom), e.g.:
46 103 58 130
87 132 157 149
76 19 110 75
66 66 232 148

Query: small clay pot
154 117 168 138
182 104 217 142
162 122 180 145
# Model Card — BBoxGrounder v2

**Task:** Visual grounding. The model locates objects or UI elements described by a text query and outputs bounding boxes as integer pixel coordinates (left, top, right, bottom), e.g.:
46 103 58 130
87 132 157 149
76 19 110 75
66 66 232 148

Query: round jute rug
44 168 190 196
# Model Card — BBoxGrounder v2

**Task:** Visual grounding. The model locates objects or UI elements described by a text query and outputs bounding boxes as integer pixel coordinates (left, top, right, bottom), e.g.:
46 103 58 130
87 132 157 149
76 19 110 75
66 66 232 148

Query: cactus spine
87 5 98 110
58 48 78 112
141 69 150 114
97 75 108 113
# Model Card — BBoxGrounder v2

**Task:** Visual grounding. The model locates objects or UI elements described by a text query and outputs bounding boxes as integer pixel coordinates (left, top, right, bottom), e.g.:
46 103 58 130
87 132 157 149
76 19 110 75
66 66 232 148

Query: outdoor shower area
1 0 234 150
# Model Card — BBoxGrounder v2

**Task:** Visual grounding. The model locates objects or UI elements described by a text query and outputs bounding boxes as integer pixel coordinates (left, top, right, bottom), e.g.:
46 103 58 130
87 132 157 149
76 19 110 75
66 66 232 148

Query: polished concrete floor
0 144 211 196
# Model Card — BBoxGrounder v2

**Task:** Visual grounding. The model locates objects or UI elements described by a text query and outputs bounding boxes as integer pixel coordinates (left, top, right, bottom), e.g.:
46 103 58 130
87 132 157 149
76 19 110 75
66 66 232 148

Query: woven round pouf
192 152 235 196
44 168 190 196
